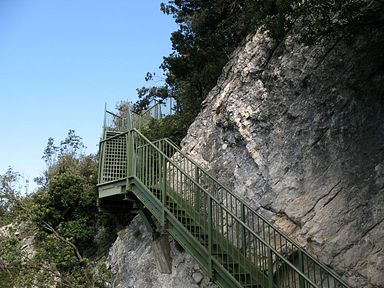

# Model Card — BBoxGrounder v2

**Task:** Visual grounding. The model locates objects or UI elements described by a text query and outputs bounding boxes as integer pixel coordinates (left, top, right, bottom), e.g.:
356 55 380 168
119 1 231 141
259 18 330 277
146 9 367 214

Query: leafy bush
140 114 192 145
0 130 116 287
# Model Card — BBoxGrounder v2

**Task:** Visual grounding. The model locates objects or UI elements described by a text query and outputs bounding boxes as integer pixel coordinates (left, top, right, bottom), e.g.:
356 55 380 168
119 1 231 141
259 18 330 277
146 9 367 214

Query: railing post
127 130 136 178
241 203 247 257
268 247 273 287
99 104 107 184
298 250 305 288
126 105 136 190
208 196 213 278
103 103 107 132
194 166 200 211
162 155 167 226
98 141 104 184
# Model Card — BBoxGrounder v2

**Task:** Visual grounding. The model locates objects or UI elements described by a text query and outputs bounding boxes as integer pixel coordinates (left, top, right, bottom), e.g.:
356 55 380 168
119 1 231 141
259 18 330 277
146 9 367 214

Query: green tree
0 235 23 288
59 129 86 157
0 167 24 226
42 137 59 168
34 131 100 255
1 131 114 287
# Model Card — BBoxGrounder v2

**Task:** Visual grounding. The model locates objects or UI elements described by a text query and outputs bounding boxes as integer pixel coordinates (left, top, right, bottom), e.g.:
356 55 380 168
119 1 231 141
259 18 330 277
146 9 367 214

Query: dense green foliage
0 131 115 287
140 114 190 144
136 0 373 142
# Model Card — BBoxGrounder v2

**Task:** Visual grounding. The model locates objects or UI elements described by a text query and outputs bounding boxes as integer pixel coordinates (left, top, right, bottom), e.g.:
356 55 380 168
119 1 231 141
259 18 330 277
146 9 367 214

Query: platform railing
98 131 128 185
132 102 163 130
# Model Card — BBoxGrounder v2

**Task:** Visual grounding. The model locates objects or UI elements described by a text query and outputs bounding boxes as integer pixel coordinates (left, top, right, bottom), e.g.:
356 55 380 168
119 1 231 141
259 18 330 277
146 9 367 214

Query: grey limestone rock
108 215 216 288
180 18 384 288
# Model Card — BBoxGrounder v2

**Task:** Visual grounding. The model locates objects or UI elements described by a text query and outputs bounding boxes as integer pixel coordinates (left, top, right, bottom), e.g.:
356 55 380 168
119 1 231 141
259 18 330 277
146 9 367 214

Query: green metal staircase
97 104 350 288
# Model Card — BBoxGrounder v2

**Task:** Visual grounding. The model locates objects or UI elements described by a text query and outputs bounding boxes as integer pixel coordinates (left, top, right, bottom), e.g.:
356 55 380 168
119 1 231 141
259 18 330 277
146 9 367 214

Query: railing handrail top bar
164 139 233 190
163 137 179 147
105 110 125 119
132 101 162 117
97 177 127 187
100 130 129 143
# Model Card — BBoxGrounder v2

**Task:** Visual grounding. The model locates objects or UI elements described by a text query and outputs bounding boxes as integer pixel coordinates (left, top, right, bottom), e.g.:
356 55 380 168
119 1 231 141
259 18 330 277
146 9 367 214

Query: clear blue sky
0 0 176 191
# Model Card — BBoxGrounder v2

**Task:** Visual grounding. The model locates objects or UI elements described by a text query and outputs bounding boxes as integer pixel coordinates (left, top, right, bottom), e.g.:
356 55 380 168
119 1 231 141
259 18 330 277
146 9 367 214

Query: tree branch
40 221 83 261
0 259 11 277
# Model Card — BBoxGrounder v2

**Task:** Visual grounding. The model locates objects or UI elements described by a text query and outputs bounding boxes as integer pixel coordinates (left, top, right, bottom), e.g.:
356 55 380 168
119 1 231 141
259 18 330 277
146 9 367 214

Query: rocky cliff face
108 215 216 288
180 18 384 288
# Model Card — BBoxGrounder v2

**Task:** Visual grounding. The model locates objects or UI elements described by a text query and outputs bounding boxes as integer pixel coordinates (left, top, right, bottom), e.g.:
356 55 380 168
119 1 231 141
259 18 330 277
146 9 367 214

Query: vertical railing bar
208 196 213 277
162 154 167 225
146 144 149 187
268 247 273 287
194 166 200 211
98 141 104 183
299 250 305 288
151 143 154 188
241 203 246 258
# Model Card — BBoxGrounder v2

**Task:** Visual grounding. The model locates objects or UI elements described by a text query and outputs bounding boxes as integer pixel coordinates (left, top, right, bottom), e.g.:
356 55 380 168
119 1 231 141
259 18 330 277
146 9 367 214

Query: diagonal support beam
138 208 172 274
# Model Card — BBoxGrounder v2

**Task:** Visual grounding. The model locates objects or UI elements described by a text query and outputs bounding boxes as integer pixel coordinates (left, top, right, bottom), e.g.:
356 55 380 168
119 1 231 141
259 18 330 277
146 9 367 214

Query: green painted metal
97 104 351 288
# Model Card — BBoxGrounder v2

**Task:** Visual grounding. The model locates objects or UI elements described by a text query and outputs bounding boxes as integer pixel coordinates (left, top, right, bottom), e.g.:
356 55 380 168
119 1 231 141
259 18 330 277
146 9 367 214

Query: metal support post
162 156 167 226
298 250 305 288
268 247 274 287
194 166 200 211
126 104 136 191
241 203 247 257
127 131 135 177
208 196 213 278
